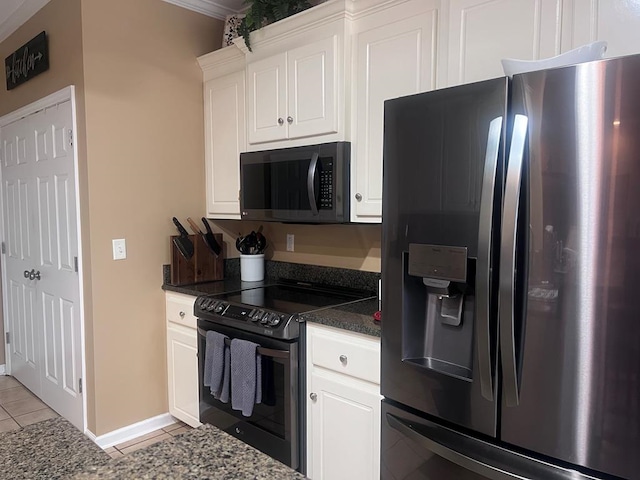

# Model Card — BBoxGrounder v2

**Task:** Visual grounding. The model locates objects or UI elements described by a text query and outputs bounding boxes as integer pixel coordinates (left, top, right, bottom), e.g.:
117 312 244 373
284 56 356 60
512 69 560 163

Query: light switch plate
112 238 126 260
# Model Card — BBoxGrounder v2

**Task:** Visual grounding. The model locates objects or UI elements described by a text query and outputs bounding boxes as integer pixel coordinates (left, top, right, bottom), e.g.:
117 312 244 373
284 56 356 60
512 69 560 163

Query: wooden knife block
170 234 224 285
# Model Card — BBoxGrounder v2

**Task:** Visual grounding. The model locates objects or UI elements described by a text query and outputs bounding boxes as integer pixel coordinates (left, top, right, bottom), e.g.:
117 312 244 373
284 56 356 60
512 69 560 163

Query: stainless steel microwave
240 142 350 223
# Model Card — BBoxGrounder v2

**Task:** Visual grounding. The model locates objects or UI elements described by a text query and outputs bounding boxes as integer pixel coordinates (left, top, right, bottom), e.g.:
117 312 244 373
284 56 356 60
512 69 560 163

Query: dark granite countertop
75 423 304 479
300 297 380 337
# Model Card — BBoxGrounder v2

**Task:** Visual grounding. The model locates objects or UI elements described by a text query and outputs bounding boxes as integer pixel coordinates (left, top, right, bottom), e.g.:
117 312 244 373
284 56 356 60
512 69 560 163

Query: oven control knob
214 302 226 313
206 301 217 311
268 315 282 327
260 314 269 324
251 311 262 322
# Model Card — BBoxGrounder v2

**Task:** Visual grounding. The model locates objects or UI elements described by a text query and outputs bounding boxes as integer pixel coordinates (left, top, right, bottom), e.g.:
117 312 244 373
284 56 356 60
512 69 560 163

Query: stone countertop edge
163 280 381 338
74 423 305 479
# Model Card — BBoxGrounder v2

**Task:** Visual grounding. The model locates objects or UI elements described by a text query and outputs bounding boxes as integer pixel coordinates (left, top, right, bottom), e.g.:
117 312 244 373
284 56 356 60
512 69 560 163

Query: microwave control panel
319 165 333 210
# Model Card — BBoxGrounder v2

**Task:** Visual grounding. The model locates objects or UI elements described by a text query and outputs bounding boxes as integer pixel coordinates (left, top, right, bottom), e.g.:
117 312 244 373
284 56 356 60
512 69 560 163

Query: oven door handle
197 328 290 359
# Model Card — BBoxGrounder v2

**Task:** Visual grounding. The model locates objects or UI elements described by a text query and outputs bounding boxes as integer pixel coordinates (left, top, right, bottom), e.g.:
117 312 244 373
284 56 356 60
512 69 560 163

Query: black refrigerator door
381 78 507 437
499 54 640 480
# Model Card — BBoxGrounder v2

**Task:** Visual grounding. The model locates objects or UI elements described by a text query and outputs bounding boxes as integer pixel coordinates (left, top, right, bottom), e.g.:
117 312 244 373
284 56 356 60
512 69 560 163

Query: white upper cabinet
247 53 288 143
567 0 640 57
199 47 246 219
444 0 564 86
247 36 339 146
350 0 439 222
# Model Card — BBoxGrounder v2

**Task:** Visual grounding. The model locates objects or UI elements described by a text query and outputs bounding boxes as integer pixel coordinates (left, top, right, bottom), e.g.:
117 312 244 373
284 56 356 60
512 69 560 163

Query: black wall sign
5 31 49 90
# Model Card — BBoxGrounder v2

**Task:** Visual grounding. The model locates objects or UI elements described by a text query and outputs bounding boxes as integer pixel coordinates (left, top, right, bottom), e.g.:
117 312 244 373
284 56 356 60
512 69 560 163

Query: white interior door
1 97 83 430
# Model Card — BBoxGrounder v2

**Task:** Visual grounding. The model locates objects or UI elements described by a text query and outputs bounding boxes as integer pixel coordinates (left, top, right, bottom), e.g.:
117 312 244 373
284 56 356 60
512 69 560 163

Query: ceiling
0 0 246 44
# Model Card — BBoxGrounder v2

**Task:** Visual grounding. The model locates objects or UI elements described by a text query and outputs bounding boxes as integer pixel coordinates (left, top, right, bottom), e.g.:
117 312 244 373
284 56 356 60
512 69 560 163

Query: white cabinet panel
167 325 200 428
166 292 200 428
447 0 563 85
351 0 438 222
247 36 339 145
204 68 245 219
288 35 338 139
306 324 381 480
309 372 380 480
569 0 640 58
247 53 288 144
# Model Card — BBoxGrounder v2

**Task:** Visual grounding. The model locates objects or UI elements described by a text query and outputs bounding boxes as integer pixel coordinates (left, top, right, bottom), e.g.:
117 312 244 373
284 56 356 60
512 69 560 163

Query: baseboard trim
86 413 176 449
0 365 5 375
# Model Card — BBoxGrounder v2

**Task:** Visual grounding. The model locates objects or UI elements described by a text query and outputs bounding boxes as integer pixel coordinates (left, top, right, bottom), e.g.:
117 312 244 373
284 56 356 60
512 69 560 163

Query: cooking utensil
200 217 222 256
255 225 267 254
187 217 221 257
172 217 194 260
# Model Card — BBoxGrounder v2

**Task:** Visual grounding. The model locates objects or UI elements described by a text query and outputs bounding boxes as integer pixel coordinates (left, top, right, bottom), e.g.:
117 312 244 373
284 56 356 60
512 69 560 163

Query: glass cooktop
209 281 372 315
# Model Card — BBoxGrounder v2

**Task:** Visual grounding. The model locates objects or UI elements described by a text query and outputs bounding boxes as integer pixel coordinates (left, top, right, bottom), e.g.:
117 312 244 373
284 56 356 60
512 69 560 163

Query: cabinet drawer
310 325 380 385
166 292 197 329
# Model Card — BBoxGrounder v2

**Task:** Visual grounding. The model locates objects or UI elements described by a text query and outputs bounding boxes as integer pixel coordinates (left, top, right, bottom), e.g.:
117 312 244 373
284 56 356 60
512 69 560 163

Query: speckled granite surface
301 297 380 337
162 261 381 337
75 424 304 480
0 417 110 479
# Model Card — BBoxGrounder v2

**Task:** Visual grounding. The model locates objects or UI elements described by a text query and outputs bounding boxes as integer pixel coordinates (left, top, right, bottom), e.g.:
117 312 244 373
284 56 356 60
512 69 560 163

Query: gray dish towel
230 338 262 417
203 331 230 403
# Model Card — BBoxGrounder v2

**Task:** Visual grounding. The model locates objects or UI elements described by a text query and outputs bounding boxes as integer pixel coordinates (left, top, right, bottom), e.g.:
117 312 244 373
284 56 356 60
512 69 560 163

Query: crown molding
161 0 245 20
0 0 50 44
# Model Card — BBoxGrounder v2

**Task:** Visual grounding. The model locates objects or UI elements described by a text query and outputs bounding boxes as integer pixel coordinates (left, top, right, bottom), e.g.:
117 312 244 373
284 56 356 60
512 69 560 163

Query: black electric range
194 280 373 340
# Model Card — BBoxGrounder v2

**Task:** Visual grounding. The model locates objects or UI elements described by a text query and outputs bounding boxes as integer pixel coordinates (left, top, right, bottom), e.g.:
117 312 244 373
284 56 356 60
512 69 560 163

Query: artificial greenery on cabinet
238 0 313 51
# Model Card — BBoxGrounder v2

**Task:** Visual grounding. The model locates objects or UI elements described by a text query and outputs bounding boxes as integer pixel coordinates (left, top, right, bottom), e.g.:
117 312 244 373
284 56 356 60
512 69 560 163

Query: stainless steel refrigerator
380 54 640 480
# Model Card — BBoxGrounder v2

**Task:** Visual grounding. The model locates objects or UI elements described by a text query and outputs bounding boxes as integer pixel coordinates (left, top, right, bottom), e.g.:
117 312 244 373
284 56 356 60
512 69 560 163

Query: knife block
170 234 224 285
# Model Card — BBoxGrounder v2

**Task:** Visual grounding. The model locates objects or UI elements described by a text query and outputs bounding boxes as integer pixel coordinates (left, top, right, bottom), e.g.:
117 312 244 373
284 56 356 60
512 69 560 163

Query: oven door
197 319 299 470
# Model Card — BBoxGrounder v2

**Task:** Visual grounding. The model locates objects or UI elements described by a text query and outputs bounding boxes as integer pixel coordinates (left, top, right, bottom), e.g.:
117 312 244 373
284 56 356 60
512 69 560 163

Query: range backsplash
163 260 379 293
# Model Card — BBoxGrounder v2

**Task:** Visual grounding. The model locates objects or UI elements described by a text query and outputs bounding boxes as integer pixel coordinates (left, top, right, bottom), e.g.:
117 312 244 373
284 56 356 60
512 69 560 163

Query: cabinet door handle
355 193 362 201
179 311 186 318
339 354 348 364
310 393 317 401
287 116 293 124
278 117 284 126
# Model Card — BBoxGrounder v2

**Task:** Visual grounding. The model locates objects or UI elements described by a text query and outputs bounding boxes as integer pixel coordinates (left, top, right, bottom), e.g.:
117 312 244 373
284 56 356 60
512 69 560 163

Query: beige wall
214 221 382 272
0 0 380 436
0 0 87 380
80 0 222 434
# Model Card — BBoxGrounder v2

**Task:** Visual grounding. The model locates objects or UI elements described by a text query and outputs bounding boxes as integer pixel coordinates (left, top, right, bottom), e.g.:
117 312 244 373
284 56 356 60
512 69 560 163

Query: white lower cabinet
166 292 201 428
306 323 381 480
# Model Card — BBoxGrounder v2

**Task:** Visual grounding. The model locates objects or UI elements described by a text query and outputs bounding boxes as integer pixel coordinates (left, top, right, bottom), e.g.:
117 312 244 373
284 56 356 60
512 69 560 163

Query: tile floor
0 375 58 432
0 375 192 459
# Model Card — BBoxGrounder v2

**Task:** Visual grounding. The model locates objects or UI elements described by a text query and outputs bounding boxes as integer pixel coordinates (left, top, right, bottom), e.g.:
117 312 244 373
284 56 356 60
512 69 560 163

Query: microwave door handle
307 152 319 215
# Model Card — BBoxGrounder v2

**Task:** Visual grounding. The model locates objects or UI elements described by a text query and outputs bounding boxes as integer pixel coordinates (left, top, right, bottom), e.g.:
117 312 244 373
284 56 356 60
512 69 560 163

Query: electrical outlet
112 238 126 260
286 234 294 252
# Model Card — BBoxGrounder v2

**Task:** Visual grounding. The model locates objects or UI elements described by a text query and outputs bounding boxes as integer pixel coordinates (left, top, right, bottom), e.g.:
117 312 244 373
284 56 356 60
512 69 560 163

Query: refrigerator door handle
386 411 600 480
387 413 523 480
500 114 528 407
477 116 503 402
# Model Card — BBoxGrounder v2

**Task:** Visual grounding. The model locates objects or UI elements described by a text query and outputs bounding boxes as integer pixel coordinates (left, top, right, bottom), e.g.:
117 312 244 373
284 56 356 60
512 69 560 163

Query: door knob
309 392 317 401
355 193 362 201
179 311 186 318
287 116 293 124
339 354 348 364
24 269 41 280
278 117 284 126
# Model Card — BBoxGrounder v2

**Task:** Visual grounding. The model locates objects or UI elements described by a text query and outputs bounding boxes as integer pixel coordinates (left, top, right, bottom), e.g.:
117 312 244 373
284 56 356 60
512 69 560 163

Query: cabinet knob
179 311 186 318
355 193 362 202
310 392 317 401
278 117 284 126
339 354 348 364
287 116 293 124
